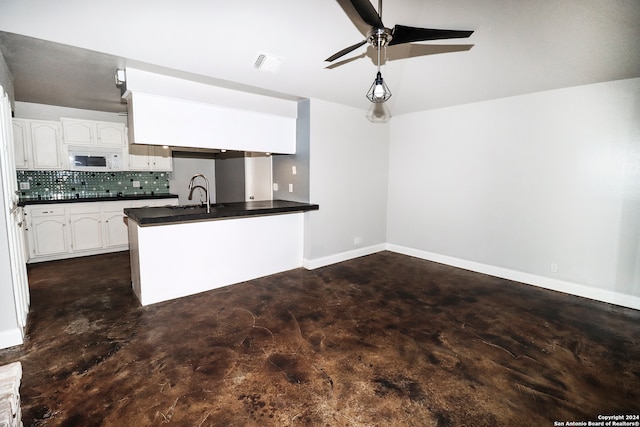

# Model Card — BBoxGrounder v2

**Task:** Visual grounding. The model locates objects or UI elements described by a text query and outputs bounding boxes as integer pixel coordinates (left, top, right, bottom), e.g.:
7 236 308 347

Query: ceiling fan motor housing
367 27 392 48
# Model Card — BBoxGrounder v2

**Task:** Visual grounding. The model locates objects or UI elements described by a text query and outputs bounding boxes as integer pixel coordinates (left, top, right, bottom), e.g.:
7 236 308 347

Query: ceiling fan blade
325 40 368 62
348 0 384 28
388 24 473 46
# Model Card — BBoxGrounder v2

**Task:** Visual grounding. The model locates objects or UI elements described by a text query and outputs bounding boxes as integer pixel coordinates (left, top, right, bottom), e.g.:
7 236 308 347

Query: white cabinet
97 122 127 147
128 144 172 171
30 121 64 169
12 120 64 170
102 201 130 248
24 198 177 262
61 118 127 147
25 206 68 257
69 205 103 251
12 119 31 170
152 146 173 171
61 118 94 146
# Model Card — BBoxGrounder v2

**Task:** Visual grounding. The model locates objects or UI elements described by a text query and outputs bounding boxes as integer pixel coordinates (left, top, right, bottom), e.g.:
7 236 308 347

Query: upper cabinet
13 119 64 170
14 117 162 172
30 121 64 170
128 144 172 171
61 118 127 147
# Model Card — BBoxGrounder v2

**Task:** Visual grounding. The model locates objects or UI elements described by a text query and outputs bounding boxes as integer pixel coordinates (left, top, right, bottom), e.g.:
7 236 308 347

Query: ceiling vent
253 52 282 73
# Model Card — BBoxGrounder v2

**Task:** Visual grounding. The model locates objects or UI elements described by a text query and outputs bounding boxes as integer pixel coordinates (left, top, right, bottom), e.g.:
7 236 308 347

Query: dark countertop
124 200 319 226
19 194 179 206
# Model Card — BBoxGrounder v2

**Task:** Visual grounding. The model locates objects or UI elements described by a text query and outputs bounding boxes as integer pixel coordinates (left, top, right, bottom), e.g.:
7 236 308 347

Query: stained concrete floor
0 251 639 426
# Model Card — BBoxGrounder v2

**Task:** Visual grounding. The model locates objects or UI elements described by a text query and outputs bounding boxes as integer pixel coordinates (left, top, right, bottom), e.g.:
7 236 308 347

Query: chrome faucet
188 173 210 213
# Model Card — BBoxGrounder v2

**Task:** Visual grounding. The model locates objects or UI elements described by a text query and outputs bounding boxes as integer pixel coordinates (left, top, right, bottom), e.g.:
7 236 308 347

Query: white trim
0 328 23 350
386 244 640 311
303 243 386 270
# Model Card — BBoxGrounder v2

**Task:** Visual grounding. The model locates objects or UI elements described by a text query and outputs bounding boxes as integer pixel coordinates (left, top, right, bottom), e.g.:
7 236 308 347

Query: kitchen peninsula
124 200 319 305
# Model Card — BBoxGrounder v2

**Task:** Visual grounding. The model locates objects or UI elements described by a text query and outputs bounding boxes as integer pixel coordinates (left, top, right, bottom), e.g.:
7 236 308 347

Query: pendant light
367 37 391 104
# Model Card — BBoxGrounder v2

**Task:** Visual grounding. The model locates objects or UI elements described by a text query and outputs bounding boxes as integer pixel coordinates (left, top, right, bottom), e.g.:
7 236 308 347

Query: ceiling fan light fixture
366 71 392 103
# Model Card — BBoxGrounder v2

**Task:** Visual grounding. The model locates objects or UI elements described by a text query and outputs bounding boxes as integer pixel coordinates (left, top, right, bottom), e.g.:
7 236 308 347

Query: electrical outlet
19 182 30 190
273 183 279 191
354 236 362 245
292 165 297 175
551 263 558 273
132 181 141 188
288 183 293 192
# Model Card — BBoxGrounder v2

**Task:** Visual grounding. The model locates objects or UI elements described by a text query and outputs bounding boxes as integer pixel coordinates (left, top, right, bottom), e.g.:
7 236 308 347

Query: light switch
292 165 297 175
288 183 293 192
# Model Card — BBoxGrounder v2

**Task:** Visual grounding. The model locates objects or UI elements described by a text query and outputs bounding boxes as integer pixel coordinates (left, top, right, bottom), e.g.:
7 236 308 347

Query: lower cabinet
28 206 69 257
24 198 177 263
69 207 103 252
102 209 129 248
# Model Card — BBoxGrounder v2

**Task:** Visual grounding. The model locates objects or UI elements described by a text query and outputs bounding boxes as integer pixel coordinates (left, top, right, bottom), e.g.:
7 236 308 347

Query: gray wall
387 78 640 303
304 98 390 262
215 152 245 203
273 99 310 202
169 153 216 205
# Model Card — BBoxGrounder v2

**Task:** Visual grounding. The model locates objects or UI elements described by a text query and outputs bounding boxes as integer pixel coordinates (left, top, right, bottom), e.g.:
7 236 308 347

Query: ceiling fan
327 0 474 104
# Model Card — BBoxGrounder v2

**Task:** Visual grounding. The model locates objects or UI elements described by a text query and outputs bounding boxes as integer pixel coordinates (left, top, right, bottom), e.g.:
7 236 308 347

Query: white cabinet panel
30 121 63 169
61 119 95 146
29 215 68 257
96 123 127 147
151 146 172 171
12 119 30 170
69 212 103 251
103 210 129 248
128 144 151 170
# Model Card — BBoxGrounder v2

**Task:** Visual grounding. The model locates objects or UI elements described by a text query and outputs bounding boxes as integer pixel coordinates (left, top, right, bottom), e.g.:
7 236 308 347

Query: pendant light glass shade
366 102 392 123
366 71 392 103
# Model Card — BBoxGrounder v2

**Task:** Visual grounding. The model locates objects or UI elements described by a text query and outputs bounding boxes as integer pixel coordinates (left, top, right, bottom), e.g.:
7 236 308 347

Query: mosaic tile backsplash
16 170 171 200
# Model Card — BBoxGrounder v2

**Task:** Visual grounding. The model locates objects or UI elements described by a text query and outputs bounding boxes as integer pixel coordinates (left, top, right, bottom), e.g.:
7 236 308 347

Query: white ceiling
0 0 639 116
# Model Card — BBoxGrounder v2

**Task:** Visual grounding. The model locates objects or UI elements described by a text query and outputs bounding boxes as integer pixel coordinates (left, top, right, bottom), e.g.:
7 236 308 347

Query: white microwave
68 146 124 171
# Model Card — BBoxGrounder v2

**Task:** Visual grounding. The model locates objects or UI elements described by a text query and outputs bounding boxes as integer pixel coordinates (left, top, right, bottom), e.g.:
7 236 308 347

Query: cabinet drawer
28 206 66 217
67 203 101 214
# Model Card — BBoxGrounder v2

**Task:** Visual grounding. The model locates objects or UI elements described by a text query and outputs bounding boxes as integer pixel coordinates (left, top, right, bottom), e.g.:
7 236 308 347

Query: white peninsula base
128 213 304 306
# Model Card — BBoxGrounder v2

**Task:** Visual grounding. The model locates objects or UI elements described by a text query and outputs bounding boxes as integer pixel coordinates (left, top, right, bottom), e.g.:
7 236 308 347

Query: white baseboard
303 243 386 270
386 243 640 311
0 328 23 350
